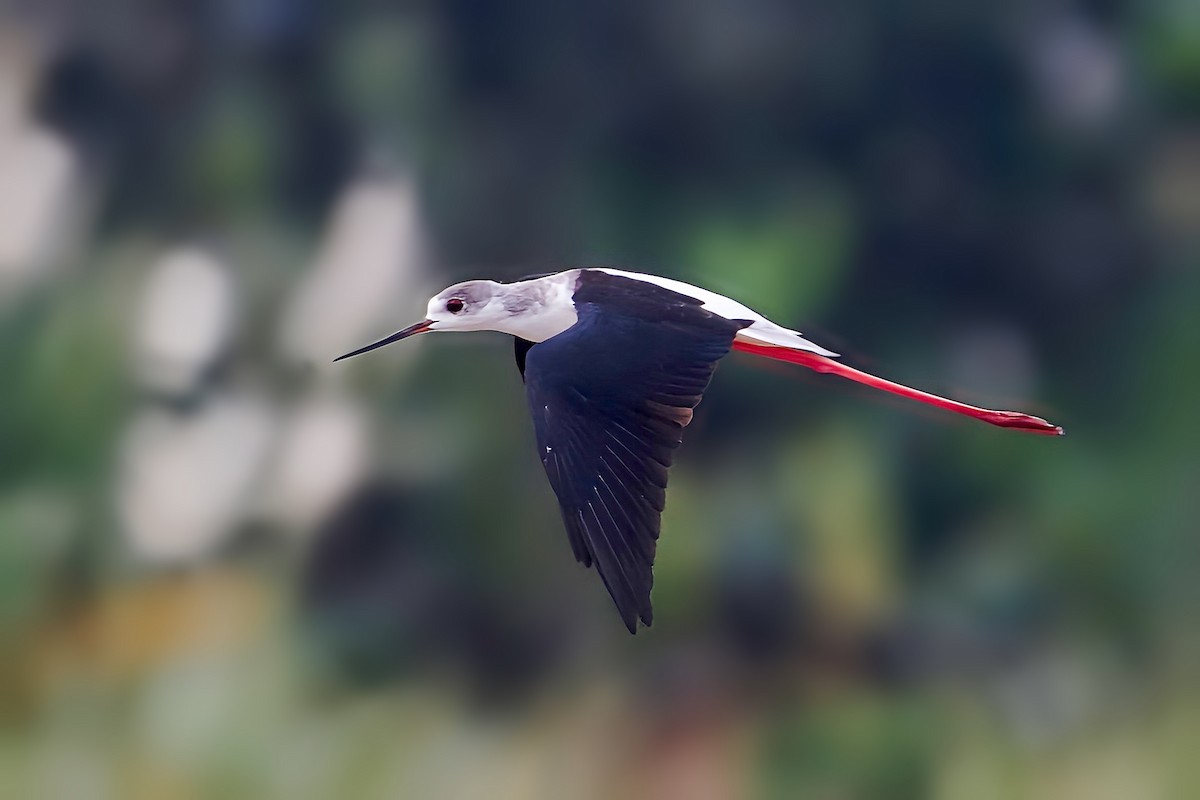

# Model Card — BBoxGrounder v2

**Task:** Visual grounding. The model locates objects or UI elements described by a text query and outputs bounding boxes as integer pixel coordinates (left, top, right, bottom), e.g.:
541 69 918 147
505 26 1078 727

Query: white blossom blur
117 394 276 564
258 392 369 533
279 173 428 367
135 247 236 396
0 35 81 303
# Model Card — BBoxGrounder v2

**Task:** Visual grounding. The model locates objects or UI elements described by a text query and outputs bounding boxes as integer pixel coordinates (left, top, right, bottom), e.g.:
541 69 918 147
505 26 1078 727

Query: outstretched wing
523 271 750 632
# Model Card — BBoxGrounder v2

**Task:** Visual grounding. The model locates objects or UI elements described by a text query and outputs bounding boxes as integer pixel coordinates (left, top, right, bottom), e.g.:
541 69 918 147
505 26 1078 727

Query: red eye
446 298 465 313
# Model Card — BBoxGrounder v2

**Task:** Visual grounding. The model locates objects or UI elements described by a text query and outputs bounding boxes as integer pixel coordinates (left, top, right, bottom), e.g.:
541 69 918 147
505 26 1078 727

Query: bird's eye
446 298 465 314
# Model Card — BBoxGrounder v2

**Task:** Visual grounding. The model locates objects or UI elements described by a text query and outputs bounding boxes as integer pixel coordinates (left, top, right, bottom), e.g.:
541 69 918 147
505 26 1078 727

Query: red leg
732 341 1063 435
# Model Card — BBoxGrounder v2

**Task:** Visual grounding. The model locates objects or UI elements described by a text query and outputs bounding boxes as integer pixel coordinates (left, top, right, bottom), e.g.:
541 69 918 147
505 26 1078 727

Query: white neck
491 271 580 342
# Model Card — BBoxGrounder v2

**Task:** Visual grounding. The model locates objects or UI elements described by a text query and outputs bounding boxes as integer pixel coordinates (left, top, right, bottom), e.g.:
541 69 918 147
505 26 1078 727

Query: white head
334 278 571 362
422 279 506 332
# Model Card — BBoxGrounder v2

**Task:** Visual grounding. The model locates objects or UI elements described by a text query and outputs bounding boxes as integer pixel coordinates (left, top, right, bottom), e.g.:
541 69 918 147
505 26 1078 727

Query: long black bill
333 319 434 362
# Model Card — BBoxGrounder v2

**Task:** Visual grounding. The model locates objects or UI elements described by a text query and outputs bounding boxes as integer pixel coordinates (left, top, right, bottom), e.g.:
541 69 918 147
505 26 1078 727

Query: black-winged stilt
336 268 1062 633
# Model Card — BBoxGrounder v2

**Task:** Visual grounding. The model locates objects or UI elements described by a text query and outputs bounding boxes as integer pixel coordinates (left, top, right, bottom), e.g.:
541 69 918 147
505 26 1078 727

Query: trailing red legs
731 340 1063 435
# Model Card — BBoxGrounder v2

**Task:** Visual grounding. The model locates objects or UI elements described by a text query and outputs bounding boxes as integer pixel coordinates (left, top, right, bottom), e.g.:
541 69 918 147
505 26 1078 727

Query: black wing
523 270 750 632
514 336 535 379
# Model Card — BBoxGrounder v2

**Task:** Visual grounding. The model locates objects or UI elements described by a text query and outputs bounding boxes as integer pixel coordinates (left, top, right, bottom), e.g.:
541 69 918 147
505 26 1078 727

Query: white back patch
592 268 838 357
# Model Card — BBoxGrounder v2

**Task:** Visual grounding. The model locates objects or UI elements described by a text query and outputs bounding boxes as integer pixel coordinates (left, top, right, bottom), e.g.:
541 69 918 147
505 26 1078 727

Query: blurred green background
0 1 1197 798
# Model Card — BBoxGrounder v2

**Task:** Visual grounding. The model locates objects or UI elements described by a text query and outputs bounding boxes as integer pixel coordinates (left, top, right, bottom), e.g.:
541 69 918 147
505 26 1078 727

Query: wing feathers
522 270 750 632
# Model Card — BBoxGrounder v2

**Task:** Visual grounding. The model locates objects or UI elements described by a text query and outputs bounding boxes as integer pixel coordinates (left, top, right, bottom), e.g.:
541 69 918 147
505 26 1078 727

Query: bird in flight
336 268 1062 633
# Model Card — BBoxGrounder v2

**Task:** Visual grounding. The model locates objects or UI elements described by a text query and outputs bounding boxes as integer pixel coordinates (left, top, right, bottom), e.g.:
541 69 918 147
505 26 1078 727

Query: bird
335 268 1063 633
